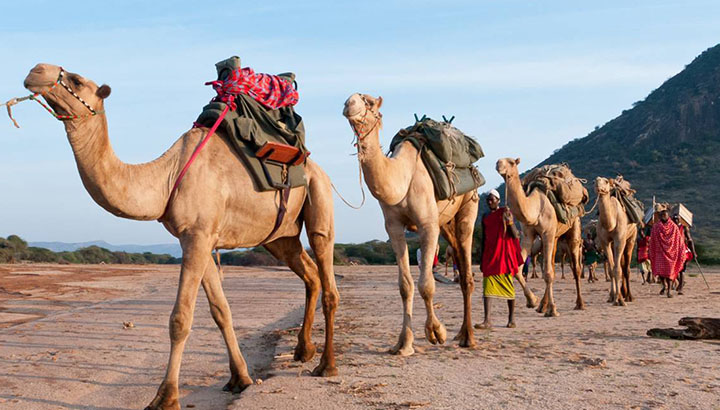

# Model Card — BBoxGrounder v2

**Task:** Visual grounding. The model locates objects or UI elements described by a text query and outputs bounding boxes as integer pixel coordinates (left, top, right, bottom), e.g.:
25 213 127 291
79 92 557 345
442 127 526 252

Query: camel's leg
560 254 566 280
623 237 636 302
539 235 558 317
531 254 539 279
603 242 616 303
146 234 213 410
517 231 539 308
200 261 253 394
417 223 447 346
264 237 320 364
611 239 627 306
302 177 339 377
451 200 477 348
386 219 415 356
604 260 611 282
570 240 585 310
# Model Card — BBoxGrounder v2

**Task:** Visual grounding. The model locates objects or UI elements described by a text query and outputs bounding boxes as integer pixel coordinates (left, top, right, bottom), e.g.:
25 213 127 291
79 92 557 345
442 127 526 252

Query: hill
513 44 720 260
30 240 183 257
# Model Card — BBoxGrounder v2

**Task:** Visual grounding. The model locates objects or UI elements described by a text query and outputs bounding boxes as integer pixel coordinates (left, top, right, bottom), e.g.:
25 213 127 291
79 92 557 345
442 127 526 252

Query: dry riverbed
0 264 718 409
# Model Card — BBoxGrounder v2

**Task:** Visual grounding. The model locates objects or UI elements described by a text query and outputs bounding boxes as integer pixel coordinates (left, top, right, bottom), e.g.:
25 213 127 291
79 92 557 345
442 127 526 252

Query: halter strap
2 67 104 127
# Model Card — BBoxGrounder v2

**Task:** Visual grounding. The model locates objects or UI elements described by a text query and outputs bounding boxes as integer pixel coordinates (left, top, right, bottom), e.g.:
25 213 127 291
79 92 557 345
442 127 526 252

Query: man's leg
476 297 492 329
507 299 516 328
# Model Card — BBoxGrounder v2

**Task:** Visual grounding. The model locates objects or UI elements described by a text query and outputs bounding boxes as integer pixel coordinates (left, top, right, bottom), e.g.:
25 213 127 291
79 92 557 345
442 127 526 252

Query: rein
2 68 103 128
334 96 382 210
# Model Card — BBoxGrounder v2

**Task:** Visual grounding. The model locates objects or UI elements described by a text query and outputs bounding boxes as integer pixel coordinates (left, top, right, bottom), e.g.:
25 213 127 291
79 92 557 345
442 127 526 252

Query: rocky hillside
518 44 720 258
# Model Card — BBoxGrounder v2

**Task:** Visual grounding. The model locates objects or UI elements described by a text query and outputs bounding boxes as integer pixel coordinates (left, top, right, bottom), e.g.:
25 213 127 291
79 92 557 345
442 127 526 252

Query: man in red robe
650 205 686 298
476 189 524 328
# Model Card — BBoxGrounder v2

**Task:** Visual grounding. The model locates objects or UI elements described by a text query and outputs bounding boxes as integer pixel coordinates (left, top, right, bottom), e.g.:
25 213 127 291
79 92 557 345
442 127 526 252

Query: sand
1 263 718 409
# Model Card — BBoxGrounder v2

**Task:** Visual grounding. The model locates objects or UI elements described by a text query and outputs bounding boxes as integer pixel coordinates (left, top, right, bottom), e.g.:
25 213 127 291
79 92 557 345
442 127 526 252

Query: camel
594 177 638 306
342 94 536 351
23 64 339 410
496 158 585 316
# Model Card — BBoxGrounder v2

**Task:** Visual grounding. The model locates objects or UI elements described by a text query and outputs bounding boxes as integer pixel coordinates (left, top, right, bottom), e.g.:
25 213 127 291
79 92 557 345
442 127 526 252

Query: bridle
2 67 104 128
348 95 381 143
31 68 104 121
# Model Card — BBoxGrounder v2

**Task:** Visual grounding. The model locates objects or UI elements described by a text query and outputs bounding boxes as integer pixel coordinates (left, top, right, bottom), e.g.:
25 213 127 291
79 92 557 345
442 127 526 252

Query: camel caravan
5 57 699 409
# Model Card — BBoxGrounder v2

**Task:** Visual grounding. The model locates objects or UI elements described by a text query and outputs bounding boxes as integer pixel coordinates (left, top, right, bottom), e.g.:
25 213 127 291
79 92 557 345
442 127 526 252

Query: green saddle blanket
195 57 308 192
389 117 486 200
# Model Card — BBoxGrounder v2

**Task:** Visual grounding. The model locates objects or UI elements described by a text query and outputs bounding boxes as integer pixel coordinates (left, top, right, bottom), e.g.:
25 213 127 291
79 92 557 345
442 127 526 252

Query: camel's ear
376 96 383 109
96 84 111 99
515 157 521 165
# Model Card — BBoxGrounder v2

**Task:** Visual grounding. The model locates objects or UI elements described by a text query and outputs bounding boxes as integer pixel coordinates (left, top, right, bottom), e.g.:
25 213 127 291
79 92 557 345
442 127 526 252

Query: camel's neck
64 115 176 220
357 126 415 205
504 170 537 225
597 192 616 231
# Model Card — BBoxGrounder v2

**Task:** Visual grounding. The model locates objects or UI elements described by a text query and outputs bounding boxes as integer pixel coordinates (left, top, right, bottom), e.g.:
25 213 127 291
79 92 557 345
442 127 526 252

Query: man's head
659 210 670 222
486 189 500 210
672 214 681 225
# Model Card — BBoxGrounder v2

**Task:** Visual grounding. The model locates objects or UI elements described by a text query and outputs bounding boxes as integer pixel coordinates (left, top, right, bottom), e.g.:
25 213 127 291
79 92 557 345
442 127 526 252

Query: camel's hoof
222 375 253 394
574 303 586 311
144 399 179 410
526 295 539 309
454 329 476 348
311 363 338 377
613 300 626 307
544 308 559 317
425 321 447 345
389 343 415 356
626 295 634 302
294 342 317 363
507 322 517 328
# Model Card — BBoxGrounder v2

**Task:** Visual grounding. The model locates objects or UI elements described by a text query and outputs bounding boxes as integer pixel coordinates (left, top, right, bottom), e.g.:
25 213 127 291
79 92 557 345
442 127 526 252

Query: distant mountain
495 44 720 259
30 240 182 257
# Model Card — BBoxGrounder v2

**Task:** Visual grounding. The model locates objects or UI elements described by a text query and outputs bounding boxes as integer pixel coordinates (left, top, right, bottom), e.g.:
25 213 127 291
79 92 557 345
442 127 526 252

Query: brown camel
341 93 473 351
594 177 638 306
23 64 339 410
342 94 537 351
496 158 585 316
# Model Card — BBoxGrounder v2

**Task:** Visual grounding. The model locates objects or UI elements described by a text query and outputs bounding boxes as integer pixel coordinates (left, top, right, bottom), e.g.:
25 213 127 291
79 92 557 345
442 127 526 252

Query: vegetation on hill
0 235 179 265
494 44 720 264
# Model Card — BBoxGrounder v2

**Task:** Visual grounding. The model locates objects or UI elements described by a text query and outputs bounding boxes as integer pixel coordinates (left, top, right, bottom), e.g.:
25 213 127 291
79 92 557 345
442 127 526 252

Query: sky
1 0 719 246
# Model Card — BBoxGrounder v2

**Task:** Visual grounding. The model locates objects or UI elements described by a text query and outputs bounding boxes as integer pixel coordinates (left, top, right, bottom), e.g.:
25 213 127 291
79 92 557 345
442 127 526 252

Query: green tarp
389 118 486 200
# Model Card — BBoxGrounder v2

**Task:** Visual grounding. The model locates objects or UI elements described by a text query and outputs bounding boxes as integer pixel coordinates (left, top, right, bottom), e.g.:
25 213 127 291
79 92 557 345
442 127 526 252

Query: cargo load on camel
195 56 309 192
609 175 645 226
388 116 486 200
522 163 589 224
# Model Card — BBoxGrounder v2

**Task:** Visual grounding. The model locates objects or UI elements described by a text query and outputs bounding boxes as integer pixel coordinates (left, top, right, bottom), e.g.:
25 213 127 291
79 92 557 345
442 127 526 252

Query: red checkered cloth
649 220 685 280
206 67 298 110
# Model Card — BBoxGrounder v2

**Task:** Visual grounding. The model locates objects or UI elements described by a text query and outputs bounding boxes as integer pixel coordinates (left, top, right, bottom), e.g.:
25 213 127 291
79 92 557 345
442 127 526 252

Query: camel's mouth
343 93 367 121
23 64 61 94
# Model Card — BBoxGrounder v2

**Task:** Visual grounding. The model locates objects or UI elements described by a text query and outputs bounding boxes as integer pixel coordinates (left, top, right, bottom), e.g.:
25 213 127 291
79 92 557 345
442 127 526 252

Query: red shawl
649 220 685 280
481 207 524 277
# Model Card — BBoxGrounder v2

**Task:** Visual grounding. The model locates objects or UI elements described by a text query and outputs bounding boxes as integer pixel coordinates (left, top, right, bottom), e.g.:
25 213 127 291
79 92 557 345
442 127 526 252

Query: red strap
162 104 230 220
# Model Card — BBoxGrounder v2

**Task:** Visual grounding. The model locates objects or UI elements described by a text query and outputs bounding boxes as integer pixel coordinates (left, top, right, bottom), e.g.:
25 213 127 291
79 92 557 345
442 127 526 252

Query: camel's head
496 157 520 179
594 177 612 195
342 93 383 136
23 63 111 120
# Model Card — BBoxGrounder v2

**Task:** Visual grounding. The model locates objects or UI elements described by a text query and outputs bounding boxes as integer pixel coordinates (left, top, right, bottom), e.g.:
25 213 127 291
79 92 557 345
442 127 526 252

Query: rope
585 193 600 215
331 150 366 209
1 95 32 128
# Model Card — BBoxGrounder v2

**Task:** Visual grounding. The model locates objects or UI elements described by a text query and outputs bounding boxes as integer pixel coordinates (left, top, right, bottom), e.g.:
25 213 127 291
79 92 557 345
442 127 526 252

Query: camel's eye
70 75 83 88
